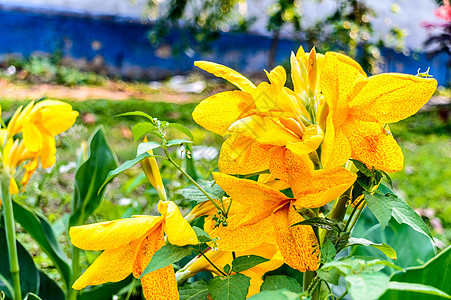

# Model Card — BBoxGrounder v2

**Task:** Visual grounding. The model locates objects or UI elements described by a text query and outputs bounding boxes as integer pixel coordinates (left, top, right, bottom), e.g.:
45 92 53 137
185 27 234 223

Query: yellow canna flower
320 52 437 172
177 243 284 298
140 137 167 201
69 201 198 300
12 100 79 169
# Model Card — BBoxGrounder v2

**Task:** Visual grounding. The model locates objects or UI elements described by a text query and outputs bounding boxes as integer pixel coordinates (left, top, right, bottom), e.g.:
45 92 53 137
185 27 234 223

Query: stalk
67 246 80 300
1 174 22 300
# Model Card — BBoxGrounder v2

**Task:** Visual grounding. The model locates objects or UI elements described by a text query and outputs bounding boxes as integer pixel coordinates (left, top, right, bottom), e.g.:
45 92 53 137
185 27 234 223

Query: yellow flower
10 100 78 169
69 201 198 300
320 52 437 172
140 137 167 201
178 243 284 298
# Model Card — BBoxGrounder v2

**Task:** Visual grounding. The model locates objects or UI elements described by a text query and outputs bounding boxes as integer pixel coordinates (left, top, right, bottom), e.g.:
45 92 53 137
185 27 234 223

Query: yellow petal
194 61 256 93
192 91 255 136
133 224 179 300
229 115 300 146
273 205 320 272
320 52 367 110
265 65 287 90
286 125 323 156
9 178 19 195
39 106 79 136
218 135 271 175
213 172 289 228
39 134 57 169
69 216 162 250
23 122 43 152
72 237 141 290
321 114 351 169
348 73 437 124
342 116 404 172
252 82 292 113
258 174 290 191
158 201 198 246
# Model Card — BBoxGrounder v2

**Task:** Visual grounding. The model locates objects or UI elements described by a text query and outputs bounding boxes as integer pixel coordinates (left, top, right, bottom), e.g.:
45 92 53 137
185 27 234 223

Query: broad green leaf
352 207 435 269
24 293 41 300
208 274 250 300
0 274 13 299
389 196 432 239
166 123 193 140
78 275 133 300
320 240 337 263
139 245 193 278
231 255 269 273
381 246 451 300
192 226 212 243
363 192 392 229
179 279 210 300
132 122 157 142
224 264 231 274
116 111 153 121
347 237 397 260
387 282 450 298
69 128 118 227
249 289 300 300
12 201 71 287
350 159 373 177
137 141 162 155
0 227 39 298
99 151 153 191
37 271 65 300
346 272 389 300
260 276 302 293
291 217 344 232
166 139 193 147
180 180 225 203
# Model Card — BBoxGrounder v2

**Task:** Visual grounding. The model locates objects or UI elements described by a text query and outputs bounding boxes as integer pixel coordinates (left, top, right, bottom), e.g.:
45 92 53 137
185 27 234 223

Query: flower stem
198 250 227 276
163 147 224 213
67 246 80 300
1 175 22 300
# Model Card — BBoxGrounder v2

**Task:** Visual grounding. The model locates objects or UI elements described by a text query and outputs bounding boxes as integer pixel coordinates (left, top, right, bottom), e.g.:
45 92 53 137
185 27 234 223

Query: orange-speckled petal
133 224 179 300
268 147 290 182
212 173 289 227
69 216 163 251
157 201 198 246
194 61 256 93
229 115 300 146
218 135 271 175
192 91 255 136
320 52 367 110
342 116 404 173
273 205 320 272
206 215 276 251
348 73 437 124
72 237 141 290
286 125 323 156
258 173 291 191
321 115 351 169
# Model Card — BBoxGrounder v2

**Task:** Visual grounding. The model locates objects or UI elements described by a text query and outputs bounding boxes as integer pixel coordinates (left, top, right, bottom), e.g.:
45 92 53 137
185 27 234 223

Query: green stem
198 250 227 276
344 198 365 232
329 187 351 222
1 175 22 300
163 147 224 213
303 271 315 292
67 246 80 300
337 290 348 300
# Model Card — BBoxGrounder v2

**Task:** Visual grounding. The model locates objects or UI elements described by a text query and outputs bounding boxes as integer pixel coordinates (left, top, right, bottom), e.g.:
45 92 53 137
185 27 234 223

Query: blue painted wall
0 6 449 85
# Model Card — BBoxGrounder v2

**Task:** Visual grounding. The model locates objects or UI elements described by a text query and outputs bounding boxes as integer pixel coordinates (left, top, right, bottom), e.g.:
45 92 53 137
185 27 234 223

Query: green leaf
363 192 393 229
166 123 193 140
99 151 152 192
116 111 153 121
231 255 269 273
132 122 157 142
166 139 193 147
180 180 225 203
137 141 162 155
352 208 435 270
224 264 231 274
249 289 300 300
69 128 118 227
260 276 302 293
345 272 389 300
347 237 397 260
387 282 451 298
291 217 344 232
192 226 212 243
24 293 42 300
12 201 71 288
208 274 250 300
320 240 337 263
381 246 451 300
381 170 393 188
139 245 193 278
179 279 210 300
0 227 39 297
78 275 133 300
37 270 65 300
350 159 373 177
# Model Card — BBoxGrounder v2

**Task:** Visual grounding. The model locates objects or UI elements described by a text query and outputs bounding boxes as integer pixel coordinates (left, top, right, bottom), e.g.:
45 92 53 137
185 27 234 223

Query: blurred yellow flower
70 201 198 300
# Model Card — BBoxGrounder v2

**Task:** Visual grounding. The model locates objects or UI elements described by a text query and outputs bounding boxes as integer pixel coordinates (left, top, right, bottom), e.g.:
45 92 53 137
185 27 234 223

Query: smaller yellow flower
70 201 198 300
140 137 167 201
